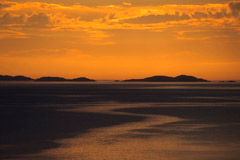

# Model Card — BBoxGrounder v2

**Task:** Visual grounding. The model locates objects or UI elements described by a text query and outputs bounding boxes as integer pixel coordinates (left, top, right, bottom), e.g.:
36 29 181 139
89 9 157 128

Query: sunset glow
0 0 240 80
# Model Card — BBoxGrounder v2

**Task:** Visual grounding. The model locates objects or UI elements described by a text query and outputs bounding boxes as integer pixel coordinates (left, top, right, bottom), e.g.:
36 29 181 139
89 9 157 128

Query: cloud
0 13 25 25
0 12 51 28
124 12 191 24
208 11 226 19
7 0 234 6
123 4 235 24
1 1 238 27
0 1 13 9
26 13 50 27
190 10 228 19
191 12 208 19
229 1 240 16
0 0 239 44
0 29 27 39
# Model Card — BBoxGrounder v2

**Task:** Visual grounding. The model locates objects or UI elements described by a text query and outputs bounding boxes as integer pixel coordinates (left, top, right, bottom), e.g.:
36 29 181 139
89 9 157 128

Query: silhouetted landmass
35 76 96 82
123 75 208 82
219 80 237 82
72 77 95 82
35 77 67 81
0 75 33 81
174 75 208 82
227 80 237 82
0 75 96 82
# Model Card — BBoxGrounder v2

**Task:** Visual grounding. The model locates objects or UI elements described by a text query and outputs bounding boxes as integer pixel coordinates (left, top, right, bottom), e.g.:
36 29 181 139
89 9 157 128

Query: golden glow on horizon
0 0 240 80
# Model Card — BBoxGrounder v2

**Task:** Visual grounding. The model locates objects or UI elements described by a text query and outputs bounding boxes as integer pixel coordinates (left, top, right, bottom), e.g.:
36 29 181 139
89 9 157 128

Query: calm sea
1 82 240 160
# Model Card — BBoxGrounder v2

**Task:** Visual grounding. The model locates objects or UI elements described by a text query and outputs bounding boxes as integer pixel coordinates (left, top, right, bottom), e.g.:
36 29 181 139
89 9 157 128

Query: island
226 80 237 82
35 77 68 81
72 77 96 82
0 75 33 81
219 80 238 82
123 75 208 82
35 76 96 82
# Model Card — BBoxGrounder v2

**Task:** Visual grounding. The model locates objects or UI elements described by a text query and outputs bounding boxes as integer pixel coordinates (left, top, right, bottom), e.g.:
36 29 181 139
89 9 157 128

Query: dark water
0 82 240 160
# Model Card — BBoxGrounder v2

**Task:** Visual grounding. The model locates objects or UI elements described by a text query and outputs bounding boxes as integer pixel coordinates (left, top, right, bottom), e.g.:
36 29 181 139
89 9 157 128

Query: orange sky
0 0 239 80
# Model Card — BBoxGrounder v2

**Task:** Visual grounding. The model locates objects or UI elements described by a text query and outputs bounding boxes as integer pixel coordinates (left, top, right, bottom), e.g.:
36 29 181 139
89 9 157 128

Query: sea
0 81 240 160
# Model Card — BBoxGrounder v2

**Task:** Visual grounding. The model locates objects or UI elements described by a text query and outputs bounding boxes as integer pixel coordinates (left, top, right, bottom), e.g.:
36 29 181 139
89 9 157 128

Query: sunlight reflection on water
1 82 240 160
14 102 240 160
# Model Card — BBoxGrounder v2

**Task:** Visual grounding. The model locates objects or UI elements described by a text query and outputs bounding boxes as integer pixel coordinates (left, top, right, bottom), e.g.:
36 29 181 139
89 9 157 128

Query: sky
0 0 240 80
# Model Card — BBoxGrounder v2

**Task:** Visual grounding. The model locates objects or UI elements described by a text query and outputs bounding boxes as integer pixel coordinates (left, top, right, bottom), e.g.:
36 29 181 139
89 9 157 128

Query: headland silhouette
0 75 33 81
0 74 238 82
123 75 208 82
0 75 96 82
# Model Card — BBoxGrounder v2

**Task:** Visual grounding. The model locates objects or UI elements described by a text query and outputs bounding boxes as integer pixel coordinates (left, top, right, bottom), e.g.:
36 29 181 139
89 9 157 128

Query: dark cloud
229 1 240 17
124 4 238 25
0 2 12 9
191 12 208 19
26 13 50 27
5 0 233 6
0 13 25 25
191 11 227 19
124 12 190 24
208 11 226 19
0 13 50 28
124 9 230 24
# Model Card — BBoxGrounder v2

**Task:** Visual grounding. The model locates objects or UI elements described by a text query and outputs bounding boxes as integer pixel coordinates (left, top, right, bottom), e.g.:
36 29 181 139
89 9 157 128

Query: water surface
1 82 240 160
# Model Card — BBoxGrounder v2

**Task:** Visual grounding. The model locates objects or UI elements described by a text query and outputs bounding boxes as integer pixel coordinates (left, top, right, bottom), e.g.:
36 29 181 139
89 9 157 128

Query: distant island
0 74 238 82
35 76 96 82
0 75 33 81
0 75 96 82
35 77 67 81
123 75 208 82
219 80 237 83
72 77 95 82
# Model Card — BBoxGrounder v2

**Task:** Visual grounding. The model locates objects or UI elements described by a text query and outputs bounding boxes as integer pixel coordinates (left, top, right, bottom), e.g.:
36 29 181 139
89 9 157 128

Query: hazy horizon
1 74 240 81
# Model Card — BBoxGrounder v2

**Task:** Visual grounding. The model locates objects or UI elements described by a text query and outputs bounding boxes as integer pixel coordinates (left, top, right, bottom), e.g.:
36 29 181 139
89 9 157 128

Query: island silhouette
0 75 33 81
35 77 96 82
72 77 95 82
3 74 237 82
0 75 96 82
35 77 67 81
123 75 208 82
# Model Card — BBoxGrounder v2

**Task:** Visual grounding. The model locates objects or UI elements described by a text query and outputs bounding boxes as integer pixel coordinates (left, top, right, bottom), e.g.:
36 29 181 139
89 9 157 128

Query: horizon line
0 74 239 81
